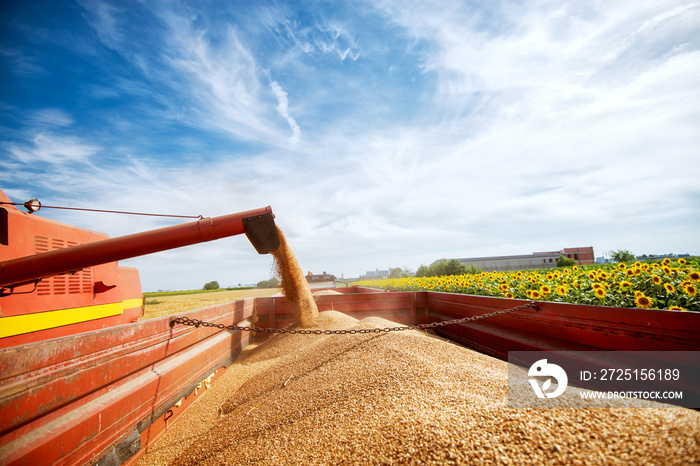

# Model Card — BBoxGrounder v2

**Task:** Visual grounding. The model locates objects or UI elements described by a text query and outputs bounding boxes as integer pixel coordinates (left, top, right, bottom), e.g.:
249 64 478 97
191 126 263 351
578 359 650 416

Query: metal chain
169 301 538 335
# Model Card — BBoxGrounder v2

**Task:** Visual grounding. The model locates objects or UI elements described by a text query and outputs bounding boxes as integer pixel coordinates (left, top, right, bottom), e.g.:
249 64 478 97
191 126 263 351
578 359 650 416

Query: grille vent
35 236 93 296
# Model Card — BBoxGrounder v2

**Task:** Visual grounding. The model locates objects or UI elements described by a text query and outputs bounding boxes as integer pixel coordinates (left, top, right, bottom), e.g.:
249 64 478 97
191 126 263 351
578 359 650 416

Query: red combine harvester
0 189 279 348
0 189 282 465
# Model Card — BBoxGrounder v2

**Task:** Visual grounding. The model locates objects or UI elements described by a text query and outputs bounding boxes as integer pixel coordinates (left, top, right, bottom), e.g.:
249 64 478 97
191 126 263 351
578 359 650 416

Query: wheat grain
270 226 319 328
137 311 700 465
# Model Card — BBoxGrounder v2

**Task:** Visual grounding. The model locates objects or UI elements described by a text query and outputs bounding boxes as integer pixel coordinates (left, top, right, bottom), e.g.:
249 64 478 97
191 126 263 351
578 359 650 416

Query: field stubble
141 288 281 320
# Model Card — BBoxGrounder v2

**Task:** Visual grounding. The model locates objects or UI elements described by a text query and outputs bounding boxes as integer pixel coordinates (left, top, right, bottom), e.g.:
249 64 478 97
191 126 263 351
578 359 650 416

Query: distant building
453 246 595 273
361 268 390 279
534 247 595 265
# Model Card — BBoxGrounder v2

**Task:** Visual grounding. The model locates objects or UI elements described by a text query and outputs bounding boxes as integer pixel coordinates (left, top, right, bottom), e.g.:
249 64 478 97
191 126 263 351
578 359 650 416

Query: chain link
169 301 538 335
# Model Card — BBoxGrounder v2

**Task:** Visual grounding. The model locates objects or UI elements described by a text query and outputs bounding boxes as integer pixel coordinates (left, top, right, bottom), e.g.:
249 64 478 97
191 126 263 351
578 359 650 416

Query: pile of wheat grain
137 311 699 465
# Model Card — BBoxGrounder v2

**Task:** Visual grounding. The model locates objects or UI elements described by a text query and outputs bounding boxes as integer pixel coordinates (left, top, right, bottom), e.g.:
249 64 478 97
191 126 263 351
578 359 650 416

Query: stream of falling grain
270 226 319 328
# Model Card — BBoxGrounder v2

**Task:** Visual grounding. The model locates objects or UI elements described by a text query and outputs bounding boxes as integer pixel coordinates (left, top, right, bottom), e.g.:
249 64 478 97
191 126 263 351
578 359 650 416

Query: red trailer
1 189 698 465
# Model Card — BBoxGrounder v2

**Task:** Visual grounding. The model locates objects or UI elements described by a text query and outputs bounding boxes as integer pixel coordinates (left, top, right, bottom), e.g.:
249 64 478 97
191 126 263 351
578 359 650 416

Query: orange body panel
1 188 275 349
0 192 143 348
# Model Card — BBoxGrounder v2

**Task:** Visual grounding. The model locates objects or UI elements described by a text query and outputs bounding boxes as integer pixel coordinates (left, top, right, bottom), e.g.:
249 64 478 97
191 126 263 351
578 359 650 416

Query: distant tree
416 259 469 277
256 277 280 288
610 249 635 262
388 267 414 278
556 255 577 267
463 264 482 275
203 280 220 290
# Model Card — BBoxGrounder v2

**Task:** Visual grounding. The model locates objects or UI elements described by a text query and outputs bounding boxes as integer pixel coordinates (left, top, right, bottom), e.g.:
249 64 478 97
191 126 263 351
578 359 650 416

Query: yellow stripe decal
122 298 145 309
0 298 143 339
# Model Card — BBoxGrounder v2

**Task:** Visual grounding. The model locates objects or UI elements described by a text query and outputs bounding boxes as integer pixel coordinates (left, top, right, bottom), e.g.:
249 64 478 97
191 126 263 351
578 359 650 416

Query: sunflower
652 275 662 285
556 286 568 296
678 258 687 265
588 272 597 280
595 288 606 298
618 263 626 270
689 271 700 282
662 266 672 275
669 306 686 311
684 284 697 296
625 268 636 277
530 290 542 300
635 295 653 308
540 285 552 295
662 258 672 266
619 281 632 290
664 283 675 293
505 292 514 299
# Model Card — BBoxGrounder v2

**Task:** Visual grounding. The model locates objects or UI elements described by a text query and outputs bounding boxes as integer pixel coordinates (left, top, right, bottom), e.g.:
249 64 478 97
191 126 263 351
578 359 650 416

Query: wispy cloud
259 6 361 62
6 132 99 164
269 79 302 144
78 1 304 147
31 109 74 127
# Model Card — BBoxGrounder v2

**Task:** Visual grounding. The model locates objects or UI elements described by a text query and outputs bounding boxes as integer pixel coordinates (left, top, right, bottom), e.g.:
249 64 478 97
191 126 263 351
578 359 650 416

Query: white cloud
32 109 74 127
259 7 361 62
269 79 302 144
7 132 99 164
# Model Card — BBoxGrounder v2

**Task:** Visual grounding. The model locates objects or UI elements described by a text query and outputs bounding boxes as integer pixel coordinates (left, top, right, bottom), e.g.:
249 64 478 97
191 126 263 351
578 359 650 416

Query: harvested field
141 288 281 320
137 311 700 465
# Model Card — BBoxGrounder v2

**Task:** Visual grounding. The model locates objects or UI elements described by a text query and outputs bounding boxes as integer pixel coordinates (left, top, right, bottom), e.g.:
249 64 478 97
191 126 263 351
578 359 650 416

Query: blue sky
1 0 699 291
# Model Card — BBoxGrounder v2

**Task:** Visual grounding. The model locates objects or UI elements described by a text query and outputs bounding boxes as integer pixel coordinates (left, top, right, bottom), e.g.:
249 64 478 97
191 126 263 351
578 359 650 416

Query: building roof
455 252 560 262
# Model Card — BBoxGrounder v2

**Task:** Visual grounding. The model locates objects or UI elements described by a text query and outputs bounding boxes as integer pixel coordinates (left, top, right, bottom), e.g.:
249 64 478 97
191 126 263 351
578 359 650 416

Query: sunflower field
353 258 700 312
